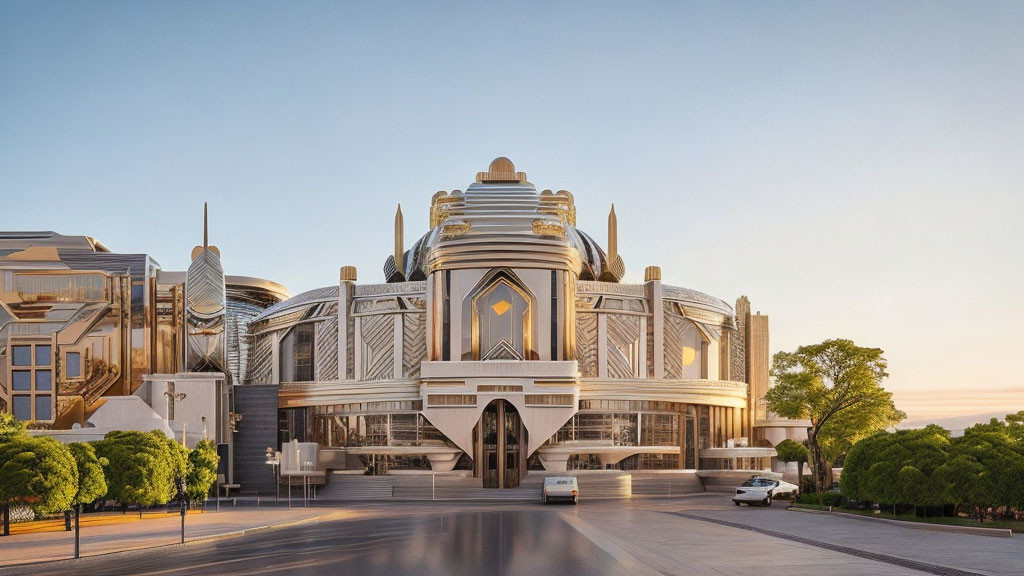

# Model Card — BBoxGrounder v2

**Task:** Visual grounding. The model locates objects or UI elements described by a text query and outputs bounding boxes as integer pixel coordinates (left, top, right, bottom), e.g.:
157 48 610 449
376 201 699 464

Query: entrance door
478 400 523 488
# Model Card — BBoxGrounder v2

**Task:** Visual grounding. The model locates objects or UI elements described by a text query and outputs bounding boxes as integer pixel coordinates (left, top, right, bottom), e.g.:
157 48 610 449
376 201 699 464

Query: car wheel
734 501 741 506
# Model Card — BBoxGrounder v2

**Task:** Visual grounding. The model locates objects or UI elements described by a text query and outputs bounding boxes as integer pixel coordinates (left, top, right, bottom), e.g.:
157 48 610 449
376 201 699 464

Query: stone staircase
315 470 655 501
630 471 704 497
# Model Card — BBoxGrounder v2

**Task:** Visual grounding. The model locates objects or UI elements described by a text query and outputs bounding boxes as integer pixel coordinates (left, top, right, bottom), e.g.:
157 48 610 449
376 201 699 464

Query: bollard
180 500 186 544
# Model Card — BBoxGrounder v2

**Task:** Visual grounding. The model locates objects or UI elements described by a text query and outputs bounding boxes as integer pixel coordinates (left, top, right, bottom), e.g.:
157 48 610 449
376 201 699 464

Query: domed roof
385 158 624 283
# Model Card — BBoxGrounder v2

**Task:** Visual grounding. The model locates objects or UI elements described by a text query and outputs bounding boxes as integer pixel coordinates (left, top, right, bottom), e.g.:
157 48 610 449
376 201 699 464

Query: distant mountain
898 411 1016 437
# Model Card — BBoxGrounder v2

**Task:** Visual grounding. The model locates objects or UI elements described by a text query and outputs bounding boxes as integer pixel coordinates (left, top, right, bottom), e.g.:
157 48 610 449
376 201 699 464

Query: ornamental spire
608 203 618 265
394 203 404 271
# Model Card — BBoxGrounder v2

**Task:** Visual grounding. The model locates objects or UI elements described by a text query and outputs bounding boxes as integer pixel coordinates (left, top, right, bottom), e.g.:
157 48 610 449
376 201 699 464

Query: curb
787 506 1013 539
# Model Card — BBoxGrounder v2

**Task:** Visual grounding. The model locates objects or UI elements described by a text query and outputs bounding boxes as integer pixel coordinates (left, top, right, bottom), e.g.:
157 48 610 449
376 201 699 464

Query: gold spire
394 203 404 269
608 203 618 264
203 202 208 249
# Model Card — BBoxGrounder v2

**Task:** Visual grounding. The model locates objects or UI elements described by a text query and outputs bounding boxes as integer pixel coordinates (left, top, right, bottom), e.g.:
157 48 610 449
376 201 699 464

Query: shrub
798 492 845 507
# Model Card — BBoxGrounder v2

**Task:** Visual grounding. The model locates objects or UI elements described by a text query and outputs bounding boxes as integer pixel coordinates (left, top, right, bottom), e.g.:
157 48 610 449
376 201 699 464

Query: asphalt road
25 508 634 576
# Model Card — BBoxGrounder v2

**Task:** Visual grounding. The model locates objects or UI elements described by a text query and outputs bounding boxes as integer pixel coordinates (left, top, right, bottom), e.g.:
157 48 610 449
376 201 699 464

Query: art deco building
3 159 801 490
245 158 786 488
0 213 287 439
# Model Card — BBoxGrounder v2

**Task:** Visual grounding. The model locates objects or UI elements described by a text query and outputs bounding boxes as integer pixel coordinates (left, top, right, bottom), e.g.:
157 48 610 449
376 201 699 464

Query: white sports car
731 477 798 507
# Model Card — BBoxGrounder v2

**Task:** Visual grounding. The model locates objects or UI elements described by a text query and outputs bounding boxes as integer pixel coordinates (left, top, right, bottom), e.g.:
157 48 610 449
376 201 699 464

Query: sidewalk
0 505 361 570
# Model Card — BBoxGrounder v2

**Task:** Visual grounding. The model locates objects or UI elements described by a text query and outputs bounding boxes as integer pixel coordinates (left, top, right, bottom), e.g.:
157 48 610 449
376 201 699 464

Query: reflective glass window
12 346 31 366
36 371 52 391
680 322 704 379
12 371 31 391
13 396 31 420
35 396 52 420
35 345 52 366
66 352 81 378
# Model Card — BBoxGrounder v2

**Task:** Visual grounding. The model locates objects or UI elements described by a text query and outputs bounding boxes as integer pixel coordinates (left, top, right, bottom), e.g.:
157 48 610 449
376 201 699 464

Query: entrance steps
629 471 704 497
315 469 695 501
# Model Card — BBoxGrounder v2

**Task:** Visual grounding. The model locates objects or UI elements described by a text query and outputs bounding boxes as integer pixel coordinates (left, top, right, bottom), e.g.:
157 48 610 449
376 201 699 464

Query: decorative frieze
354 282 427 297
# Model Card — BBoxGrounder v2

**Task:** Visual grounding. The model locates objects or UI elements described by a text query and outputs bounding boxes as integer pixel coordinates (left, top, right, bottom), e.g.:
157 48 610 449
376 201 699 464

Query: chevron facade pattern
606 313 641 379
316 317 339 381
402 312 426 379
360 314 395 381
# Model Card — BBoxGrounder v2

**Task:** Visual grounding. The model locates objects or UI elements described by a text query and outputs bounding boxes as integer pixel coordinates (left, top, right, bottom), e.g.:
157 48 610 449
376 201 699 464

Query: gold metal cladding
440 220 471 239
532 219 566 239
476 156 527 183
539 189 576 226
339 266 358 282
645 266 662 282
429 191 464 228
394 204 404 269
1 246 62 261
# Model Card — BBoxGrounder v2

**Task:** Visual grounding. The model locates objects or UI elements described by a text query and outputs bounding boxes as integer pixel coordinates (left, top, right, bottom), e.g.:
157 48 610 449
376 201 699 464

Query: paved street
2 496 1020 576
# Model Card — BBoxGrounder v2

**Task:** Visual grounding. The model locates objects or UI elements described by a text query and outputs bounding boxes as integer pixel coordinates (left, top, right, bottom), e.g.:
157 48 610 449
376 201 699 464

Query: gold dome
489 157 515 173
476 156 527 183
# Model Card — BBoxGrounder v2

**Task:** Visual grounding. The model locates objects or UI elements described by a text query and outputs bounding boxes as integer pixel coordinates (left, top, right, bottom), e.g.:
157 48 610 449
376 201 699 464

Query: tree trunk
2 504 8 536
808 428 826 495
796 462 804 496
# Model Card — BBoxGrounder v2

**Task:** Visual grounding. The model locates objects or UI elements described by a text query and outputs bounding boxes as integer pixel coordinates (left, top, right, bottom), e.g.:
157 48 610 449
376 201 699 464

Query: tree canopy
186 440 219 503
95 430 178 506
765 339 905 492
842 421 1024 520
0 435 78 514
69 442 108 506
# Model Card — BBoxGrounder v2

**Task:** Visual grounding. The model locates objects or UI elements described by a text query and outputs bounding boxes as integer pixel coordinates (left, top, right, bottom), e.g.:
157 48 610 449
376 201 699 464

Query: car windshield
740 479 776 487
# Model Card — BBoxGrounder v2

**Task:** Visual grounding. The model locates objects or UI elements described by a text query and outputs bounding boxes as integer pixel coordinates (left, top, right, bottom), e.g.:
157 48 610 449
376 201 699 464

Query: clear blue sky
2 1 1022 420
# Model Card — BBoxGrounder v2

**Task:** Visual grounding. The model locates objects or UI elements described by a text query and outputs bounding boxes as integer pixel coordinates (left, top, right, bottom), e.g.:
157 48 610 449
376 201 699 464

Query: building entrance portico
475 399 527 488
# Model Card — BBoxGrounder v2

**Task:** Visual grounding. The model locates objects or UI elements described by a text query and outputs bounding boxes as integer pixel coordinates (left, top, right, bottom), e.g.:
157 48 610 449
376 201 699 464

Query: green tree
774 439 810 494
186 440 219 504
937 454 989 520
0 435 78 514
765 339 905 493
68 443 108 507
839 430 888 501
952 430 1024 516
164 436 190 499
965 411 1024 445
95 431 177 506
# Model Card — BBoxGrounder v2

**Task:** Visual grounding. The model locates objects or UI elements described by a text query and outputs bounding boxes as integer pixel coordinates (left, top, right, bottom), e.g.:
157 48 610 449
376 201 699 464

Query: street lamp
265 447 280 505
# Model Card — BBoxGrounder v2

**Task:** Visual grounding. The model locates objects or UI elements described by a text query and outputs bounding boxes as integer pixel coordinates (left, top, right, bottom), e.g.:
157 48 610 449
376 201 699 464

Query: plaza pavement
2 496 1020 575
627 495 1022 576
0 506 363 571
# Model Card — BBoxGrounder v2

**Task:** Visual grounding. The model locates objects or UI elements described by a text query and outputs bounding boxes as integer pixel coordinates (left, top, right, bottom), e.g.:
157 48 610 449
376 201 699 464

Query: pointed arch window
468 273 534 361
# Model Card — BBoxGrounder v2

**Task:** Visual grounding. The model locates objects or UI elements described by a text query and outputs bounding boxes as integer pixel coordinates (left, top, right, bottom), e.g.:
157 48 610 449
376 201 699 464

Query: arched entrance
474 400 527 488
